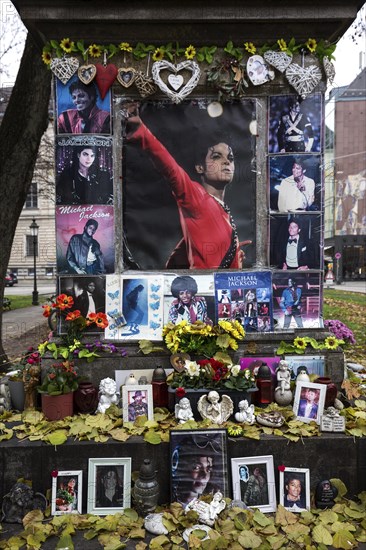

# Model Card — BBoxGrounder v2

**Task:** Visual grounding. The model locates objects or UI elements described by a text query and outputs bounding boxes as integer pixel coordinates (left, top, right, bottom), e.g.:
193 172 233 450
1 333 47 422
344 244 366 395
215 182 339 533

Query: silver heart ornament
264 50 293 73
152 60 201 104
50 57 79 85
285 63 322 99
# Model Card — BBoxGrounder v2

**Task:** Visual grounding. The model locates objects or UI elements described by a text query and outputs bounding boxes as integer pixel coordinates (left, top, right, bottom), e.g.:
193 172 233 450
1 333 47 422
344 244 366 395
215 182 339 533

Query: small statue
274 360 293 406
1 482 47 523
235 399 255 424
197 391 233 424
296 365 310 383
0 382 11 414
23 365 41 410
256 410 285 427
97 377 119 413
125 373 138 385
144 512 168 535
315 480 338 509
175 397 194 423
186 491 226 526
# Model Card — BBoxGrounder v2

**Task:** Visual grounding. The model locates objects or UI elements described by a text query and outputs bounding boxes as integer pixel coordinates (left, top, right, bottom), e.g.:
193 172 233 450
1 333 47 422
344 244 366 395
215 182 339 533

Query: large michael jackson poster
122 99 256 270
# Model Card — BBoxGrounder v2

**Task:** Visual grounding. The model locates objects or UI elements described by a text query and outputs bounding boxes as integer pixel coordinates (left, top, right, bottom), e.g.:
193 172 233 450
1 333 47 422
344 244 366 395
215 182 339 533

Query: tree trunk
0 33 51 366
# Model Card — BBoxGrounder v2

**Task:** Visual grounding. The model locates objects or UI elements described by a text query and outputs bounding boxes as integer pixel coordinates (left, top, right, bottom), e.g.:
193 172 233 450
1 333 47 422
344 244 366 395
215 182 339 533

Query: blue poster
214 271 273 332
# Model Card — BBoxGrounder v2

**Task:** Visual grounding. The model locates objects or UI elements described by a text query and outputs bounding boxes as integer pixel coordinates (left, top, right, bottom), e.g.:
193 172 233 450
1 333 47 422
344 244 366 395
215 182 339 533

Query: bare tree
0 32 52 363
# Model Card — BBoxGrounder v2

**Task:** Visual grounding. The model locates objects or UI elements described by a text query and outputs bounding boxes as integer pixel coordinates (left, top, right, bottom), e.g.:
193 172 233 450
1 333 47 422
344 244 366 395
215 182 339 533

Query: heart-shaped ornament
95 63 118 99
117 67 137 88
170 353 191 373
323 56 335 84
78 64 96 85
134 72 157 98
246 55 275 86
264 50 293 73
152 60 201 104
50 57 79 85
168 74 184 91
285 63 322 99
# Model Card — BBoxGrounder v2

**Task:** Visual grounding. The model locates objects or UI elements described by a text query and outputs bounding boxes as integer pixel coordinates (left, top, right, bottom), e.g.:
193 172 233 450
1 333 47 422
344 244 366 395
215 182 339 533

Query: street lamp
29 218 39 306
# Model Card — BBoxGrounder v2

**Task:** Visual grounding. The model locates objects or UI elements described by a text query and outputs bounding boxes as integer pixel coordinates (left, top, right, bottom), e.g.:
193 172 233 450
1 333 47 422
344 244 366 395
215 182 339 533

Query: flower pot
168 387 258 420
8 380 25 411
41 392 74 420
73 382 99 413
316 377 337 408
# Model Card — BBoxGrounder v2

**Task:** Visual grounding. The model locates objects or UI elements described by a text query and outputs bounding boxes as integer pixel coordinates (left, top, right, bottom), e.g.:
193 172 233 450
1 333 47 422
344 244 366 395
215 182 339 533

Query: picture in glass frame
51 470 82 515
87 458 131 515
122 384 154 423
293 381 326 425
279 467 310 512
231 455 276 513
170 429 228 509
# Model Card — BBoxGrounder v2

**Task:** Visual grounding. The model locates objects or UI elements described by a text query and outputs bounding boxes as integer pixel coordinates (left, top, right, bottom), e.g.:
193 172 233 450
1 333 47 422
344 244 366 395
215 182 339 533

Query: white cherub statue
186 491 226 526
97 377 119 413
235 399 256 424
197 391 233 424
275 360 291 395
175 397 194 424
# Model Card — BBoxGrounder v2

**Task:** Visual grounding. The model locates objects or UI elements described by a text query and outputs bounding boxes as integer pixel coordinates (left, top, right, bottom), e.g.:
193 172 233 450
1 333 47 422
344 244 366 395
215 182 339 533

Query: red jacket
129 123 240 269
58 105 110 134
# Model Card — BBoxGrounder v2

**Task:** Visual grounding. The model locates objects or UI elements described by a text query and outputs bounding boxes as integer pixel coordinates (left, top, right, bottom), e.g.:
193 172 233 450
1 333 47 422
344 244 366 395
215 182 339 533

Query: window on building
45 267 54 276
25 182 38 208
26 235 38 257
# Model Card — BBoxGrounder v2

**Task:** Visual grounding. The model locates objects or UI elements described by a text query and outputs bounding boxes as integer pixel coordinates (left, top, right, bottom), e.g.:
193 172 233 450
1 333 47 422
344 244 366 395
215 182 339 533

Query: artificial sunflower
293 337 307 350
60 38 74 53
152 47 165 62
41 50 52 65
185 45 196 60
244 42 256 54
277 39 287 52
306 38 317 53
88 43 103 58
324 336 339 350
119 42 133 52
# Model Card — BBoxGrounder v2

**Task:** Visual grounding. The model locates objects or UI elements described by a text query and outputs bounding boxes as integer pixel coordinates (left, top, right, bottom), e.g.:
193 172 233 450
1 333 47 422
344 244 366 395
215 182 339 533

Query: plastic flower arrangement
162 319 245 359
7 347 41 382
324 320 356 345
37 361 79 396
40 294 124 363
167 358 256 391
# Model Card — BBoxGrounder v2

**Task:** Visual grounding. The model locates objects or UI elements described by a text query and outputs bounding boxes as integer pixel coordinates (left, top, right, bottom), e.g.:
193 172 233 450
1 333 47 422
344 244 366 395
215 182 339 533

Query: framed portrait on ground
87 458 131 515
279 467 310 512
170 429 228 509
51 470 82 515
293 381 326 424
231 455 276 513
122 384 153 423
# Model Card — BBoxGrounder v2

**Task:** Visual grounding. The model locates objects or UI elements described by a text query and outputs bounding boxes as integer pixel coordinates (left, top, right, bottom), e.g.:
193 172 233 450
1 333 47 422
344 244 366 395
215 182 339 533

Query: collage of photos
268 93 324 330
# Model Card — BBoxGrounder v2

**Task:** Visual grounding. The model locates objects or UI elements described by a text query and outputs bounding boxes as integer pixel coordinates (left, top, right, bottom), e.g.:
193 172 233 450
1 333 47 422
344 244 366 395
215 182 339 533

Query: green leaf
45 430 68 446
56 534 74 549
237 530 262 548
319 510 338 524
330 478 348 498
144 430 161 444
312 524 333 545
253 509 272 527
332 530 356 549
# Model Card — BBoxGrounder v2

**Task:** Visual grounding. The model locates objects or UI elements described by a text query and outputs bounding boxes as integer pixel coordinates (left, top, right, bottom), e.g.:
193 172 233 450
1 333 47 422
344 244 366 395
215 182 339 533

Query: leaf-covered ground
323 290 366 366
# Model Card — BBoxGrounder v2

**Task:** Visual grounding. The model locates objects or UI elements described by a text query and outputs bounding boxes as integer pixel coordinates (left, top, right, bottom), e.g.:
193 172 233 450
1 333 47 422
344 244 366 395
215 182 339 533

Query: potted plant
37 361 79 420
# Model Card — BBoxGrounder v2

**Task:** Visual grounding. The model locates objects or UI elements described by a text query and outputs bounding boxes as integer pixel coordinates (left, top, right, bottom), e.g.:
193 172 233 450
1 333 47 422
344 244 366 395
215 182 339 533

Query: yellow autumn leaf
253 509 273 527
45 429 68 446
238 530 262 548
312 523 333 545
331 520 356 533
144 430 161 444
109 428 130 441
330 478 348 498
344 506 366 519
275 505 298 526
149 534 170 548
56 533 74 549
23 509 44 527
22 410 44 424
97 532 123 550
0 428 13 440
332 529 356 549
135 542 148 550
319 509 338 524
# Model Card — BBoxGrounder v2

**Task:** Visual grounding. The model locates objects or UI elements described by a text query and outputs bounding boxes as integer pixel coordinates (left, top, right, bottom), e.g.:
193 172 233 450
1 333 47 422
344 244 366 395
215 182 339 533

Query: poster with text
122 98 256 270
214 271 273 332
56 205 115 274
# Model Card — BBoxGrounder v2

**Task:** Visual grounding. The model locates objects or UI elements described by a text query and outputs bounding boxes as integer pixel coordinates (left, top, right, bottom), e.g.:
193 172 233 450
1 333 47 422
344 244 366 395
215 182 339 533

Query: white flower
230 364 241 377
244 369 251 379
184 360 201 378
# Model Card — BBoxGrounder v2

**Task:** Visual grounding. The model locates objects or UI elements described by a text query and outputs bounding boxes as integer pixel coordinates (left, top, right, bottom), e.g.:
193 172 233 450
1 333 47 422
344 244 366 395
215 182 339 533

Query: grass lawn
324 289 366 365
4 293 53 310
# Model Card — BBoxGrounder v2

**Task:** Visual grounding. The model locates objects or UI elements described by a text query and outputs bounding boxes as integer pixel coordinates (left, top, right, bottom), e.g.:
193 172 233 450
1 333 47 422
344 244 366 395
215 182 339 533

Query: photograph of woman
56 77 111 134
122 99 255 270
56 137 113 205
96 466 124 508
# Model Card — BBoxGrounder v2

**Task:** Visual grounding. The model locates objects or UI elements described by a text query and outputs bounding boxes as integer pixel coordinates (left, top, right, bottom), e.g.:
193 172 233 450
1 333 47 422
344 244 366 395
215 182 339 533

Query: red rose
176 387 186 398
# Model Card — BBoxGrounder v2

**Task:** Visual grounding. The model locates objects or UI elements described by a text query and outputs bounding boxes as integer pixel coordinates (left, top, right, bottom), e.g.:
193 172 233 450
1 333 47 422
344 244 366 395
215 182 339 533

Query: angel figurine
185 491 226 526
235 399 255 424
175 397 194 423
97 377 119 413
197 390 233 424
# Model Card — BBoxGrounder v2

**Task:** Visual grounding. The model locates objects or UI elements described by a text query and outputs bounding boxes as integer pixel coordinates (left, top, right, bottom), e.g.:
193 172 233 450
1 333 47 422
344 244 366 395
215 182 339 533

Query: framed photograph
51 470 82 515
122 384 153 423
87 458 131 515
231 455 276 513
170 429 228 508
279 467 310 512
285 355 325 378
293 381 326 424
163 273 215 326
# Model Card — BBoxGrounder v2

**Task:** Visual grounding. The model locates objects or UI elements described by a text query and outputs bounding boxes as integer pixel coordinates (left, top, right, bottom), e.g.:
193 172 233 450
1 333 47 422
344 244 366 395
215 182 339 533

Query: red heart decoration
278 464 286 472
95 63 118 99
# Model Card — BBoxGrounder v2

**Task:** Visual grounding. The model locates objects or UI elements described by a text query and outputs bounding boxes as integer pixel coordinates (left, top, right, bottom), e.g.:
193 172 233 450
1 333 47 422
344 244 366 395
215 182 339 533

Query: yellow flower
294 337 307 350
306 38 317 53
244 42 256 54
277 39 287 51
119 42 132 52
60 38 74 53
152 48 165 62
88 44 102 58
42 51 52 65
185 45 196 60
227 425 243 437
324 336 339 350
228 338 239 351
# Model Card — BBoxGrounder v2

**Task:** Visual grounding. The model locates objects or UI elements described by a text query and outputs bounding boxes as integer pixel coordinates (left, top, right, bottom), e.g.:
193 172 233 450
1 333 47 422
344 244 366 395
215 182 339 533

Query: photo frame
293 381 326 424
279 467 310 512
122 384 154 423
51 470 82 515
231 455 276 513
87 458 131 515
170 429 228 508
